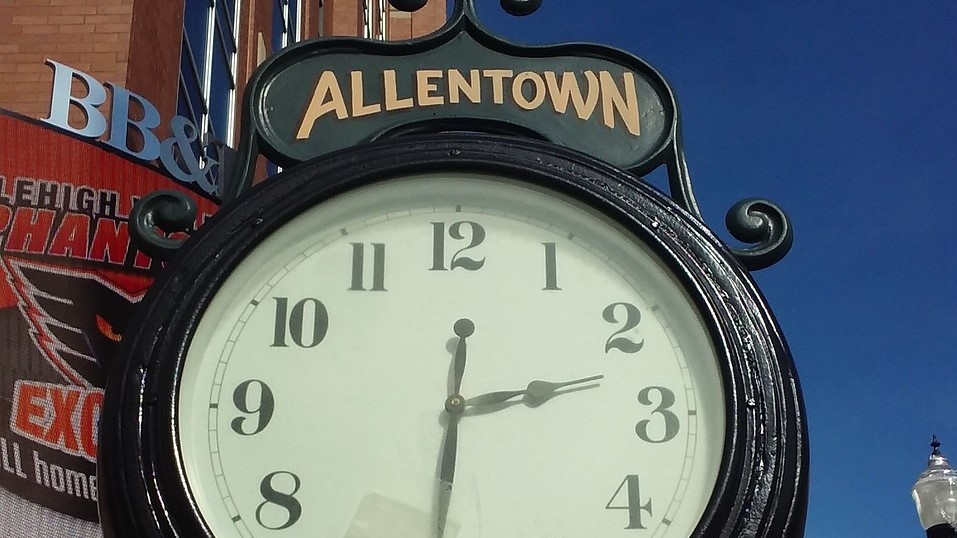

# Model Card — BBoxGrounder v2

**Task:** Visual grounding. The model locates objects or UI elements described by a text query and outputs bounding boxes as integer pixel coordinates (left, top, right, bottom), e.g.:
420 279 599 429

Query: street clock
97 1 808 536
99 135 806 537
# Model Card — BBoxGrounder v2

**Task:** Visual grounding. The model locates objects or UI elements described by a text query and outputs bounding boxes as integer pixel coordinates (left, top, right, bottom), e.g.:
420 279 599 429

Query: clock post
102 1 810 537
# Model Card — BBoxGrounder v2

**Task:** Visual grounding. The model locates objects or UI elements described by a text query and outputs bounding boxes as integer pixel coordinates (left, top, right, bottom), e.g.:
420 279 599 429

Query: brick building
0 3 445 536
0 0 446 147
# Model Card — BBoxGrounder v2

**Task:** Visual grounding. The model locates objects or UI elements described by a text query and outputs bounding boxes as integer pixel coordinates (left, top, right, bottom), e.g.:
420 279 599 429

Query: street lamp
914 436 957 537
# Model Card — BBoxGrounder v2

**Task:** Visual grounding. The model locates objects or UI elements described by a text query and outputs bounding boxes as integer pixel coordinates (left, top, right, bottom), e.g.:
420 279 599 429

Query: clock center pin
445 395 465 415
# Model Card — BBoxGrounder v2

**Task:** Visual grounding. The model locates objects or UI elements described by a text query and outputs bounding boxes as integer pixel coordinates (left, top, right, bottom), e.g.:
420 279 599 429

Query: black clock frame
98 134 808 537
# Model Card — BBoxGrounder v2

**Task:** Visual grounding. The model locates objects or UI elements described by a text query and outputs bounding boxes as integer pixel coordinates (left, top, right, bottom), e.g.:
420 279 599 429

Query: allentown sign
228 16 678 199
294 67 645 139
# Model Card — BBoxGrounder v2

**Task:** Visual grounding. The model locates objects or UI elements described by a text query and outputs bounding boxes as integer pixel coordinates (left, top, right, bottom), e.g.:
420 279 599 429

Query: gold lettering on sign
297 71 347 139
351 71 381 117
545 70 600 120
512 71 546 110
416 70 444 107
293 67 646 141
384 70 414 110
483 69 514 104
600 71 640 136
448 69 481 104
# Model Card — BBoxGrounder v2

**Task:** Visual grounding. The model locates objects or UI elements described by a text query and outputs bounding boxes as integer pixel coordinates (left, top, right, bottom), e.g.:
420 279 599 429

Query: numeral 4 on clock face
606 475 653 530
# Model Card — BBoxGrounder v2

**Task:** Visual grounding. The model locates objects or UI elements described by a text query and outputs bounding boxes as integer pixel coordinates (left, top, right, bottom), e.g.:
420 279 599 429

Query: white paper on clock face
178 173 726 538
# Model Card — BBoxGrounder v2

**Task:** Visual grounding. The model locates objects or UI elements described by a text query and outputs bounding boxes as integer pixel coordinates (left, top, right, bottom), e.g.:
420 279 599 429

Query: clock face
175 172 726 537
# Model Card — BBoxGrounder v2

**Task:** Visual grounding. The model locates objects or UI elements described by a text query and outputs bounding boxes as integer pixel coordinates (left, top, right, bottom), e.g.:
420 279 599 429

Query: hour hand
465 375 603 407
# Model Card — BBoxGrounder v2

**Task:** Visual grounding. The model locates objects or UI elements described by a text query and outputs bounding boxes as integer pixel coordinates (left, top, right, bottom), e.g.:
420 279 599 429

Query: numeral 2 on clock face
603 302 644 354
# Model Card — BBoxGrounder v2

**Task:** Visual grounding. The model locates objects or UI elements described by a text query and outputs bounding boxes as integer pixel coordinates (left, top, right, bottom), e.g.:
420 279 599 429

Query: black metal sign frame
152 0 787 272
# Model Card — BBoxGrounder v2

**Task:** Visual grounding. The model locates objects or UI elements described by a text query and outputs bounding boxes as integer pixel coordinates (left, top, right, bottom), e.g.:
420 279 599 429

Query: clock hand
437 406 460 538
465 374 604 407
450 318 473 394
437 318 474 538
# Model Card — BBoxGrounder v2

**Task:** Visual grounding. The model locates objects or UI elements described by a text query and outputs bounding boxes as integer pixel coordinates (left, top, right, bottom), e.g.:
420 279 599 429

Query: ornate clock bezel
98 134 808 537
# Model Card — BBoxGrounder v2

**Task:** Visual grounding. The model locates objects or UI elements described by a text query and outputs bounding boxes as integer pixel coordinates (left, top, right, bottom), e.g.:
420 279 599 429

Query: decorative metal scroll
131 0 792 271
128 190 198 261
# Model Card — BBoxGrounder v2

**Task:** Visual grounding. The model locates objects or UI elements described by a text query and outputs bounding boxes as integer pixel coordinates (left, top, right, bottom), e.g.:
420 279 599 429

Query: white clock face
177 173 726 538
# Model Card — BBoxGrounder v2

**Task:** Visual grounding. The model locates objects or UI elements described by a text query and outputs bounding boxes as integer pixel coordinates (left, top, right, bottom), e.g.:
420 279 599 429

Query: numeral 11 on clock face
349 242 386 291
543 242 561 290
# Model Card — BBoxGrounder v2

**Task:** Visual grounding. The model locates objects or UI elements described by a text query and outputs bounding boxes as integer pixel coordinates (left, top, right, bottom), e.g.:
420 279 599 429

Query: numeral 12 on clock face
431 220 486 271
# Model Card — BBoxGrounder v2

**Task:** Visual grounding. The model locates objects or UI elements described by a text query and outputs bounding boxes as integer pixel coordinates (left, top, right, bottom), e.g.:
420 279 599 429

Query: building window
362 0 387 40
179 0 240 148
273 0 303 52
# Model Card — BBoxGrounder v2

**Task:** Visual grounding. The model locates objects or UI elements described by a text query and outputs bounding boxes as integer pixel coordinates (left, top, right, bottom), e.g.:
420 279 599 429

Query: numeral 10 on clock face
271 297 328 348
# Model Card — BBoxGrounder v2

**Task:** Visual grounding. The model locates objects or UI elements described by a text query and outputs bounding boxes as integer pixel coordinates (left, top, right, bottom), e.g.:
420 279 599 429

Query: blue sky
471 1 957 536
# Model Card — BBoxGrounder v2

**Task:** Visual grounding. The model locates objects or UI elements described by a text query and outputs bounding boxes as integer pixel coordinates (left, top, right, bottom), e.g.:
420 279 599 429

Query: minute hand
465 375 604 407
